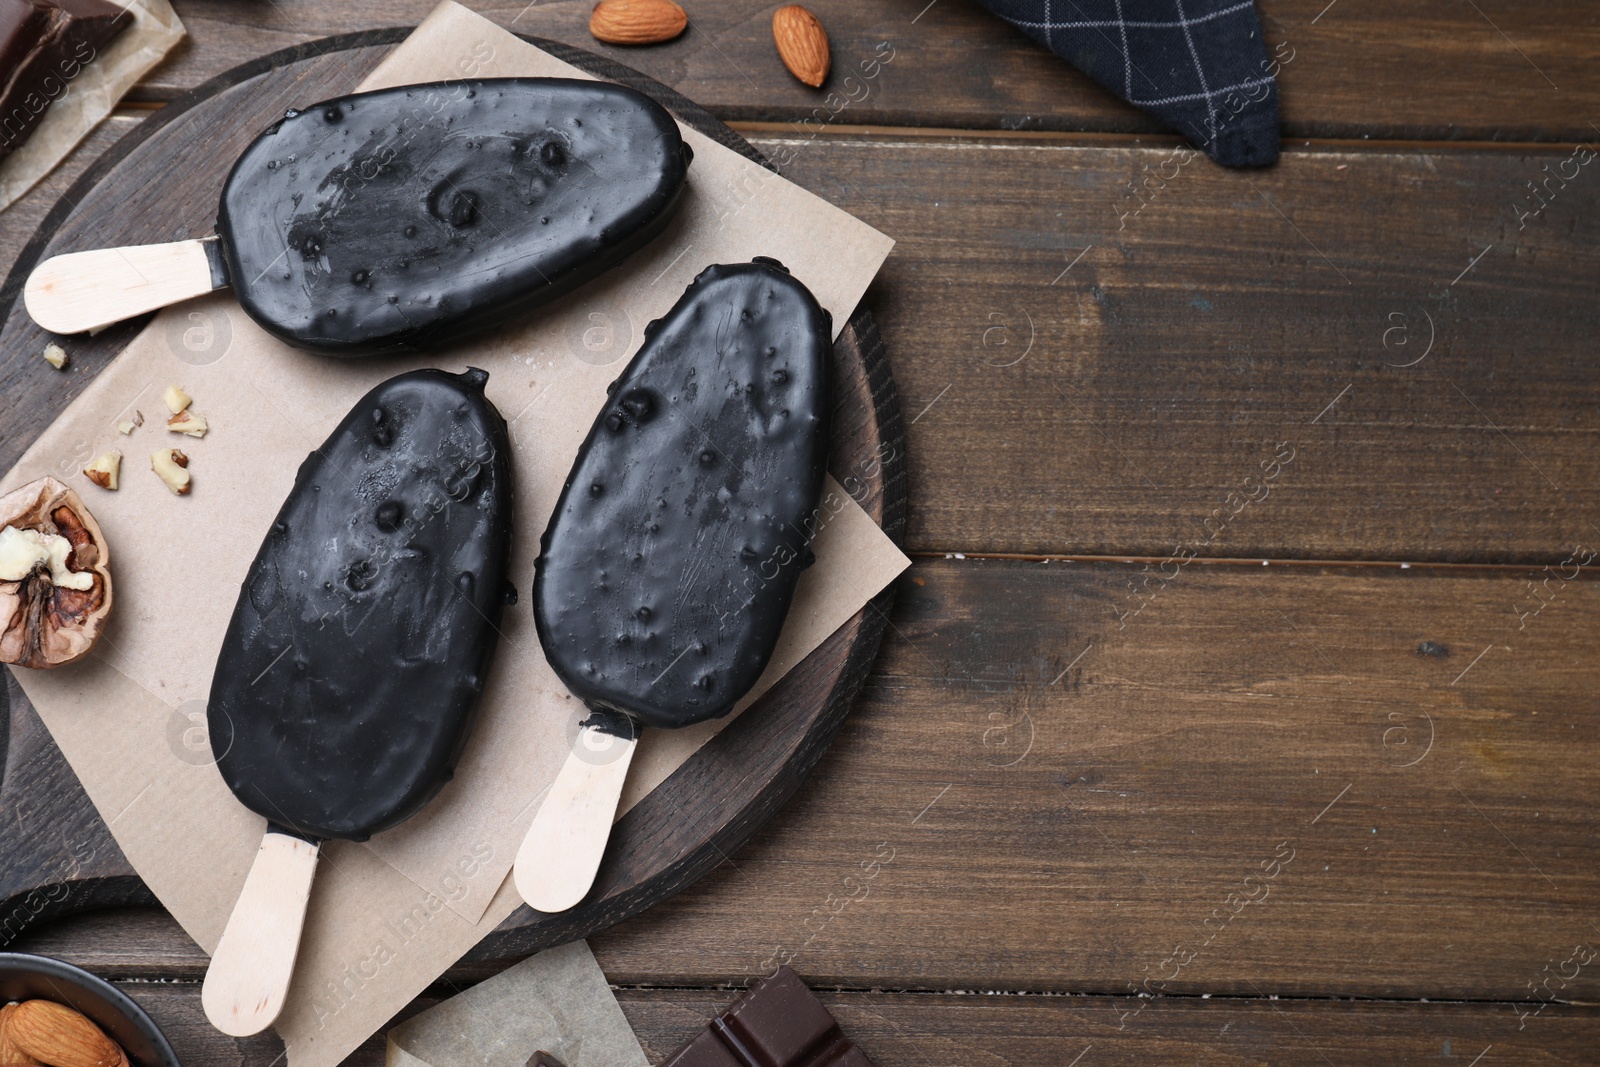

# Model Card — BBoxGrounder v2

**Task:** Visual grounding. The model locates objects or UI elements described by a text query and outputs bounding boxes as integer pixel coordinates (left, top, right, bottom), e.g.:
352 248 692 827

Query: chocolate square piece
661 967 877 1067
0 0 131 163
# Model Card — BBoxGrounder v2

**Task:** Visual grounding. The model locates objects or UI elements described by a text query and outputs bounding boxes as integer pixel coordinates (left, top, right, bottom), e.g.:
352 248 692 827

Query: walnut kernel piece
42 343 67 370
82 451 121 491
151 449 191 494
163 385 191 413
0 528 91 589
0 476 113 670
166 410 208 438
116 411 143 435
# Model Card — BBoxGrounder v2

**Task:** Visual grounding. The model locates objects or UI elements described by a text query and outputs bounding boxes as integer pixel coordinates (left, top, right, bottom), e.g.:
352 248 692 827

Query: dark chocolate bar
0 0 131 164
208 367 515 842
533 258 832 730
217 78 691 355
661 967 876 1067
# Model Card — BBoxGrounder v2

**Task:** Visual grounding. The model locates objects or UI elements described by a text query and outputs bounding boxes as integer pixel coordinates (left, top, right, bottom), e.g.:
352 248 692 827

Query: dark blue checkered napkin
973 0 1281 166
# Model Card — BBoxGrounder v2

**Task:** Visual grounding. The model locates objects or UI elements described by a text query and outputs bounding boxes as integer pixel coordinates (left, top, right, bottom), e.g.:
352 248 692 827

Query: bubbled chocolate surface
534 260 831 730
218 78 691 356
209 368 514 841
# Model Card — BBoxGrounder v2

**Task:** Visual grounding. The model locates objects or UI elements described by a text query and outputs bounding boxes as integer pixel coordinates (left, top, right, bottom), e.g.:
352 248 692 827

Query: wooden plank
0 117 139 281
9 909 211 978
618 989 1600 1067
19 559 1600 1005
132 1 1600 142
11 124 1595 564
747 131 1600 562
589 558 1600 1002
66 979 1600 1066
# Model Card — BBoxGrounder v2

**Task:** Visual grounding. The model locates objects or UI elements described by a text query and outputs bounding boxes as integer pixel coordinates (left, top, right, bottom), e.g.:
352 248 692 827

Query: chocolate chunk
217 78 692 355
533 259 831 729
209 368 514 841
0 0 131 164
661 967 876 1067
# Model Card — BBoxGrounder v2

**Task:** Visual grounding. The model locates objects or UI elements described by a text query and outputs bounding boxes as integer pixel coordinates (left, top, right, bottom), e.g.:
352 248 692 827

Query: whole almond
0 1003 42 1066
5 1001 125 1067
590 0 687 45
772 5 829 88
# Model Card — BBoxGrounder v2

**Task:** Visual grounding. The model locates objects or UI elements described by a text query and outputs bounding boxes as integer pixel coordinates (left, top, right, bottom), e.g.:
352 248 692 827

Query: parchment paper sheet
0 0 185 212
2 5 904 1066
385 941 648 1067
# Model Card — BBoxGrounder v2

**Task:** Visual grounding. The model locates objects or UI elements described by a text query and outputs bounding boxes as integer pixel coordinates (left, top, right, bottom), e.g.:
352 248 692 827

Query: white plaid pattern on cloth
974 0 1280 166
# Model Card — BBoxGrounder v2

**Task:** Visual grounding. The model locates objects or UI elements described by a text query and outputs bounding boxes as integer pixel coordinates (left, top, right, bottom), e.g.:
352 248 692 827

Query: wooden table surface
6 2 1600 1064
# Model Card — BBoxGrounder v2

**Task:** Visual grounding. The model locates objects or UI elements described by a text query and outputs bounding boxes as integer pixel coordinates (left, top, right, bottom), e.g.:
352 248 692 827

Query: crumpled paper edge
385 941 648 1067
0 0 185 212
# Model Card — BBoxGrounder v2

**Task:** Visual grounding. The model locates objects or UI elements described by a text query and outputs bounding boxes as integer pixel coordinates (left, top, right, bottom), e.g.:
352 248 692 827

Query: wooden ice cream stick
23 238 229 335
201 829 321 1038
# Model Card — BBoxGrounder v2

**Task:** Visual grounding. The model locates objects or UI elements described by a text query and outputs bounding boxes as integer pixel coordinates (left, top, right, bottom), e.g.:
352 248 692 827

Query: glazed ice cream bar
202 368 514 1037
516 258 832 913
25 79 692 353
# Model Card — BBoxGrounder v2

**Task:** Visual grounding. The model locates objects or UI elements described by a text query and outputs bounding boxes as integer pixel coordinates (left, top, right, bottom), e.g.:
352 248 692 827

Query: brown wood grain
136 1 1600 142
751 130 1600 564
19 936 1600 1065
590 557 1600 1003
19 558 1600 1007
0 118 140 274
10 114 1600 566
0 7 1595 1062
621 988 1598 1067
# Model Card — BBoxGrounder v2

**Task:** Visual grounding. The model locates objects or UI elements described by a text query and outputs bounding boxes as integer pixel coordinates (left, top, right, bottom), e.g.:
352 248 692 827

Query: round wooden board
0 30 906 962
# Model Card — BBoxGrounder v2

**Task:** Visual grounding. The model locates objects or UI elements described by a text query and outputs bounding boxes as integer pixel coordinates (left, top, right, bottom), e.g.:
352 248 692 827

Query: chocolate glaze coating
534 260 832 730
209 368 514 842
217 78 692 356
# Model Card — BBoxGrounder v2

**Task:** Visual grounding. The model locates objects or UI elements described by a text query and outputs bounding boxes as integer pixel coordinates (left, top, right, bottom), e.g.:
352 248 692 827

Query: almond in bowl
2 999 128 1067
0 953 179 1067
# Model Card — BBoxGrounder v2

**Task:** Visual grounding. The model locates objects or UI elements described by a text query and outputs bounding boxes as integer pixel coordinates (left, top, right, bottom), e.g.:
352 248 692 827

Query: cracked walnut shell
0 476 113 670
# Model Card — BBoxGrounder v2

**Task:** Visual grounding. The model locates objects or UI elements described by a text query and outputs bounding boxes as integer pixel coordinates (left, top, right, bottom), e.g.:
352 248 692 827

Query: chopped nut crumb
116 410 144 435
42 343 67 370
163 385 192 414
166 410 208 438
82 451 122 491
151 449 191 495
